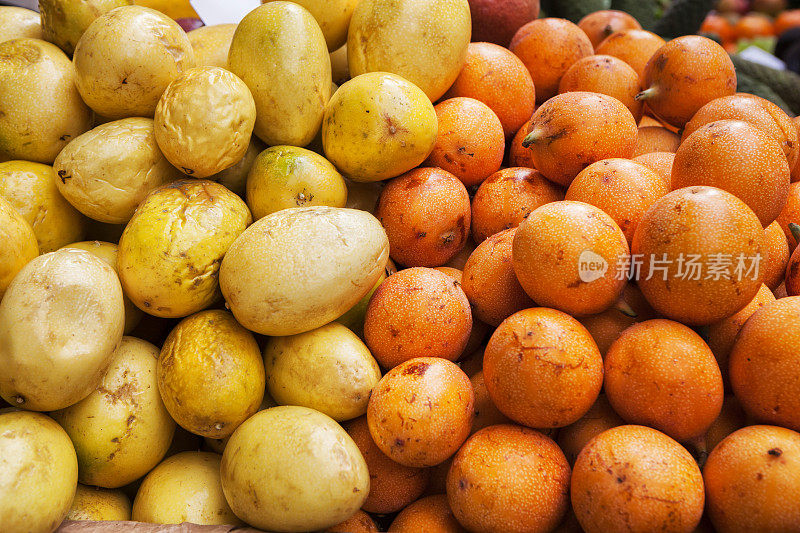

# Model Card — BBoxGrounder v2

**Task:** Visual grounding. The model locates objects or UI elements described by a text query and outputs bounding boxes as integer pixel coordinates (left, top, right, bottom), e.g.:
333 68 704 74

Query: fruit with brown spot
578 10 642 50
558 55 643 122
595 29 666 79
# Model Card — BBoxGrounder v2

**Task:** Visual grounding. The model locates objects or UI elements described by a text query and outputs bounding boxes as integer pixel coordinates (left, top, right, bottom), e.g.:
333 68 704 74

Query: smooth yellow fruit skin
0 195 38 299
0 38 92 163
118 180 252 318
40 0 133 55
134 0 198 19
0 411 78 533
220 406 370 532
0 7 43 42
228 2 331 147
158 310 265 439
188 24 236 69
51 337 176 489
348 0 471 102
246 145 348 220
264 0 359 51
66 484 132 522
322 72 438 182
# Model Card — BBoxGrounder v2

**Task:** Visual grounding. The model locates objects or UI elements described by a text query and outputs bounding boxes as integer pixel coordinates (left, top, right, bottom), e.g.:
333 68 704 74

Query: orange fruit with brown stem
595 29 666 78
558 55 643 122
444 42 536 138
521 92 638 188
604 319 724 443
704 425 800 532
471 167 564 244
425 97 505 188
637 35 737 128
571 425 705 533
512 200 630 317
777 181 800 249
672 119 790 227
509 18 593 103
508 116 536 169
446 425 571 533
483 307 604 429
632 186 765 325
577 10 641 50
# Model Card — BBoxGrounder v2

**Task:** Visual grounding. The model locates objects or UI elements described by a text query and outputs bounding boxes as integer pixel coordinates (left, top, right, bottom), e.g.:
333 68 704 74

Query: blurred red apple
468 0 540 47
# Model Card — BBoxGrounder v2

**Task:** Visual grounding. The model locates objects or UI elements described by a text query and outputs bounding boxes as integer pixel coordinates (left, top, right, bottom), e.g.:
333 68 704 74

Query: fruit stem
635 87 656 101
687 435 709 469
789 223 800 243
521 129 541 148
615 300 637 318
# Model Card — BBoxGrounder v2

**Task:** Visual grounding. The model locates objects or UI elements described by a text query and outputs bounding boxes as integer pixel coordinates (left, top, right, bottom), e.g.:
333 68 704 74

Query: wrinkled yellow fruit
0 196 38 299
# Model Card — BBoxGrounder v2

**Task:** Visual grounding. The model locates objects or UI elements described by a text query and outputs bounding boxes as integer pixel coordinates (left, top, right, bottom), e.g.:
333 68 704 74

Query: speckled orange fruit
462 228 534 327
633 126 680 156
578 283 656 356
683 94 799 173
512 201 630 317
483 307 603 428
557 395 624 465
471 167 565 244
432 267 491 362
704 425 800 532
578 10 642 49
763 221 791 290
425 98 505 188
793 116 800 182
572 425 705 533
388 494 465 533
703 395 747 454
345 416 430 515
444 42 536 138
522 92 638 187
565 158 669 245
633 151 674 185
364 267 472 370
632 186 765 325
376 167 471 267
604 319 724 442
706 284 776 386
595 29 666 78
367 357 474 468
786 243 800 297
509 18 593 103
444 238 477 271
469 370 511 434
638 36 737 128
673 120 790 227
446 424 571 533
508 116 536 169
325 510 379 533
558 55 643 122
777 181 800 249
730 297 800 431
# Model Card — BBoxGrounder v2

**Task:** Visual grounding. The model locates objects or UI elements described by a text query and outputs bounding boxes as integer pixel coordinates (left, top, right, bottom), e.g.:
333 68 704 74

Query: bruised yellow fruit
246 145 348 220
67 485 132 521
54 118 180 224
264 0 358 51
132 452 240 525
158 310 265 439
40 0 133 55
73 6 195 119
229 2 331 147
0 411 78 533
322 72 437 182
155 67 256 178
348 0 471 102
187 24 236 69
51 337 175 488
0 38 92 163
118 180 251 318
0 7 42 42
0 196 38 299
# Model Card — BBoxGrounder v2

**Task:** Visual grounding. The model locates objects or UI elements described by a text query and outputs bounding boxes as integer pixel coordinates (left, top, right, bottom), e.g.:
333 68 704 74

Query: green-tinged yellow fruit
66 485 132 522
158 310 265 439
51 337 176 488
348 0 471 102
118 180 252 318
187 24 236 69
54 118 180 224
0 249 124 411
228 2 331 146
73 6 195 119
221 406 369 532
0 160 86 253
60 241 144 334
0 38 92 163
264 322 381 421
0 195 38 299
0 411 78 533
220 206 389 336
132 452 241 525
322 72 437 182
0 7 42 42
40 0 133 55
155 67 256 178
246 145 348 220
335 271 385 333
